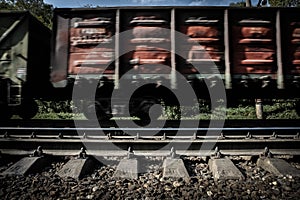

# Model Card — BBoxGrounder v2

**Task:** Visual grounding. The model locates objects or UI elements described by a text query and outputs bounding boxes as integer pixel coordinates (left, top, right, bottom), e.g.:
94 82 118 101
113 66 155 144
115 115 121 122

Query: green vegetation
14 99 299 120
0 0 53 28
268 0 300 7
263 99 300 119
33 100 85 119
163 99 300 120
229 1 246 7
230 0 300 7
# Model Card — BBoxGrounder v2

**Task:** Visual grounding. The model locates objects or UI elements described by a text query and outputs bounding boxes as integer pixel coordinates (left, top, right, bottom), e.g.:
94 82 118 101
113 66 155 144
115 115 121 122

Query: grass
263 100 300 119
12 99 300 120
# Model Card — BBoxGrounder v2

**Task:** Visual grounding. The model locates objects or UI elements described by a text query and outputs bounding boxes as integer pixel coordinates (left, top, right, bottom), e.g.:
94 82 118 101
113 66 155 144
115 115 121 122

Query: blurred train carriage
50 7 300 120
1 7 300 120
0 11 51 119
281 9 300 89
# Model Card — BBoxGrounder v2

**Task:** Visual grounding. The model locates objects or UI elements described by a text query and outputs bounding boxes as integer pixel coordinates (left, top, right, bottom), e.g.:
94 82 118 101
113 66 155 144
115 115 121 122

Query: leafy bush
34 100 84 119
32 99 300 120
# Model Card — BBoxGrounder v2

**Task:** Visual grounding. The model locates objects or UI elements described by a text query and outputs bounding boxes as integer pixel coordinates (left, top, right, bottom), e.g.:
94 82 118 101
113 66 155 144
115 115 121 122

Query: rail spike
162 133 166 140
107 133 112 140
170 147 177 159
261 146 273 158
78 147 87 159
58 132 63 139
212 146 222 159
32 146 44 157
271 131 277 139
219 132 225 140
127 146 134 159
192 132 197 140
294 132 300 139
3 132 9 138
245 132 252 139
135 133 140 140
30 132 36 139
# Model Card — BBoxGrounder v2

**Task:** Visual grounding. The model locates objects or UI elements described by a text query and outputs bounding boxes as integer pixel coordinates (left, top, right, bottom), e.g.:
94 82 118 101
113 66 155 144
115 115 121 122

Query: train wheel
133 98 163 125
83 101 112 121
96 100 113 121
19 100 38 119
296 100 300 116
0 104 12 120
82 102 97 120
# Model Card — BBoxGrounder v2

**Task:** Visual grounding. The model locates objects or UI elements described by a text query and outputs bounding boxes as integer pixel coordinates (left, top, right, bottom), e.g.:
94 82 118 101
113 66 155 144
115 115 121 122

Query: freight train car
49 7 299 120
0 11 52 119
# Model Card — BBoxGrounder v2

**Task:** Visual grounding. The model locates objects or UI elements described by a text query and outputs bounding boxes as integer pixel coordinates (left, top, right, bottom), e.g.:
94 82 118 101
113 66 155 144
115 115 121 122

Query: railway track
1 121 299 199
1 119 300 128
0 126 299 157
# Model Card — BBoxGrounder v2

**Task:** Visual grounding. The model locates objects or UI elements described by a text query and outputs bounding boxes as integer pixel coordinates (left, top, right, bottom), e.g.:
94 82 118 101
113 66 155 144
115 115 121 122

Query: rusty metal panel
130 64 171 74
130 20 170 43
131 46 170 65
291 24 300 44
290 22 300 74
70 27 112 46
187 45 223 63
51 9 116 87
182 16 221 43
129 16 167 25
230 11 276 75
49 7 300 92
240 27 272 39
50 15 69 86
238 51 274 62
68 16 114 75
123 12 171 75
232 25 273 44
185 26 219 38
182 17 221 43
233 46 275 73
69 17 113 49
280 8 300 89
233 65 275 74
68 51 114 74
292 27 300 36
294 51 300 63
132 26 169 38
236 46 274 52
176 10 224 76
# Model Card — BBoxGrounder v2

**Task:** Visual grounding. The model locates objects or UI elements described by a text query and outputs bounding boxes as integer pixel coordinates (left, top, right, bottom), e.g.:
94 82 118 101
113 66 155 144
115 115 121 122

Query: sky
44 0 261 8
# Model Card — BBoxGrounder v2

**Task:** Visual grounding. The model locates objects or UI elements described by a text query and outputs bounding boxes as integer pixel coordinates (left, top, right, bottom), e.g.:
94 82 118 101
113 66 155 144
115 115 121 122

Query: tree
269 0 300 7
230 1 246 7
0 0 53 28
257 0 268 6
230 0 300 7
229 0 252 7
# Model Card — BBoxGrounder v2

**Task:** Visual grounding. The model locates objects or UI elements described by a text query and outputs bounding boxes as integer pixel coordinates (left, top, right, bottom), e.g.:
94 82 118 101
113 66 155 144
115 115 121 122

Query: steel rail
1 136 299 152
1 149 299 157
1 127 300 131
1 134 299 139
1 127 299 156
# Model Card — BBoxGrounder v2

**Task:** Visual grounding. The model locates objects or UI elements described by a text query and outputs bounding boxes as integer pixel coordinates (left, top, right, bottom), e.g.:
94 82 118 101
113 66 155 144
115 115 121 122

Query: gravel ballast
0 156 299 200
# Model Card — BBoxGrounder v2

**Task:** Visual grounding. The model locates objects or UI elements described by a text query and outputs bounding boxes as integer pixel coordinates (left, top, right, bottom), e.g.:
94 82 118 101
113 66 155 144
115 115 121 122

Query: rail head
1 127 300 131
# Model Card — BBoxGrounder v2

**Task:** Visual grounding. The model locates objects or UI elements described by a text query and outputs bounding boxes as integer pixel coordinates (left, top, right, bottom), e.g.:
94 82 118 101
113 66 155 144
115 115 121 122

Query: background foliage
1 0 300 119
1 0 299 28
268 0 300 7
0 0 53 28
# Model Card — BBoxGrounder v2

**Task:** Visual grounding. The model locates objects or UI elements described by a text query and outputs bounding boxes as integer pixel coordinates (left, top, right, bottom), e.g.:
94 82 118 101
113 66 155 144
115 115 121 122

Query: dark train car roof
52 6 300 15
